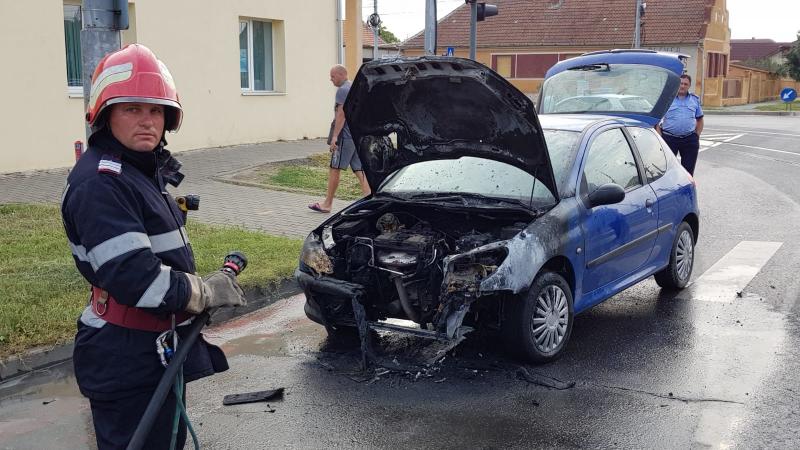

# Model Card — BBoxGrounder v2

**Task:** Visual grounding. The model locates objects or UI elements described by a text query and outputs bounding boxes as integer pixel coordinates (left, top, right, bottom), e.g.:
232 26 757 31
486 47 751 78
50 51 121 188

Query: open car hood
538 49 685 126
344 56 558 198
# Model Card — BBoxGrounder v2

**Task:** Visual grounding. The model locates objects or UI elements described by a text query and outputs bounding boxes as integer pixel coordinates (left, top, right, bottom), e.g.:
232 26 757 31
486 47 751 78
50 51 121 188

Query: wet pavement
2 116 800 448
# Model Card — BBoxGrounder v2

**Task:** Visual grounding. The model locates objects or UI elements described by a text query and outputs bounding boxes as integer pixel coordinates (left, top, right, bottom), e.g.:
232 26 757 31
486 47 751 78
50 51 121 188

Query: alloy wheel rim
531 284 569 353
675 229 694 281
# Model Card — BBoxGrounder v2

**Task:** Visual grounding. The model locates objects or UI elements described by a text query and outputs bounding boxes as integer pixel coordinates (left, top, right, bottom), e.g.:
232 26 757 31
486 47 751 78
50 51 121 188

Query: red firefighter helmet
86 44 182 135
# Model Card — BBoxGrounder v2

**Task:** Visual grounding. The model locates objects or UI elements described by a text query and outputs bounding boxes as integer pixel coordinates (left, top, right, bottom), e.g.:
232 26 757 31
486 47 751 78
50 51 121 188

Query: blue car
296 50 698 363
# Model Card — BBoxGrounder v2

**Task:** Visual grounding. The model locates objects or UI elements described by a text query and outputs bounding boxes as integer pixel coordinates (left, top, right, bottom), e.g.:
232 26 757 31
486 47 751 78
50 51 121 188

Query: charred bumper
295 268 366 326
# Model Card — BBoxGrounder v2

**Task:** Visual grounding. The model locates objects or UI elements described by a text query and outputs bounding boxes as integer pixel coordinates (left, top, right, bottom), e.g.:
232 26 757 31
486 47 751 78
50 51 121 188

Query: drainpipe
699 41 705 102
81 0 124 141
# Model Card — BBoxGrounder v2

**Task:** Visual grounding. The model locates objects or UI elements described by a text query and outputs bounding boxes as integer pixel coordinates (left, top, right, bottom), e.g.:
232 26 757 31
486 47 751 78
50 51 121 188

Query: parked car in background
296 50 698 363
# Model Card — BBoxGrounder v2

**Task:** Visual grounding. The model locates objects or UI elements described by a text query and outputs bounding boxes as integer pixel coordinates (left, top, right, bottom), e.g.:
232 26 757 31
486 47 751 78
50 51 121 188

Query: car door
580 127 659 295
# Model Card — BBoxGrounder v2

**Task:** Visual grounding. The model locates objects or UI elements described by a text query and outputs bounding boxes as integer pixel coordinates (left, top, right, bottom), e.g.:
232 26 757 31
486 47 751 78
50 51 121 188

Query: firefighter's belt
91 286 192 332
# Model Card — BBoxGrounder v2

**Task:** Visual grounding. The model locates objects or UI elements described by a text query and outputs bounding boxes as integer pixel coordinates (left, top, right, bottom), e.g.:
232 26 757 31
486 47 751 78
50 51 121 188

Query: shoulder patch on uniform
98 154 122 175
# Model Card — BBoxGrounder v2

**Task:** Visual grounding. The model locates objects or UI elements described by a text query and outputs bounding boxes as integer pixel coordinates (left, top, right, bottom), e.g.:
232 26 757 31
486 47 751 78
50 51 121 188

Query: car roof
538 114 648 132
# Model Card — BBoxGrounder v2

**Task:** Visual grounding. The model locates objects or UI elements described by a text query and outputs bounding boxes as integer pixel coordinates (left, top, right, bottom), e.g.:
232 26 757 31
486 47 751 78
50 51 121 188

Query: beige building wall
0 0 340 174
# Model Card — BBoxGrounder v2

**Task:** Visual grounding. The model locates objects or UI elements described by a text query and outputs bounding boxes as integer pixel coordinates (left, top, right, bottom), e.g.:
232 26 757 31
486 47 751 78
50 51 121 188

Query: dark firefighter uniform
61 128 228 449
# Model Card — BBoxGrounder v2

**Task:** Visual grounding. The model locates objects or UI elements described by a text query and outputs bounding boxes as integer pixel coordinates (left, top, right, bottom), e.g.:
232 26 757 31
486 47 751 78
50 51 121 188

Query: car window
379 156 556 206
627 127 667 183
543 129 580 191
541 64 670 115
583 128 641 194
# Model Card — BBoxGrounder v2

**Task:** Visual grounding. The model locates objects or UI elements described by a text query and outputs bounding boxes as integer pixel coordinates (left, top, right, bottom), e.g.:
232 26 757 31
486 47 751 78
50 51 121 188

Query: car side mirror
587 183 625 208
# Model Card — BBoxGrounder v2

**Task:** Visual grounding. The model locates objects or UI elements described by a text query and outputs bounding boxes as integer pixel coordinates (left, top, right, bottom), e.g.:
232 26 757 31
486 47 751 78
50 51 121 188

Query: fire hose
126 251 247 450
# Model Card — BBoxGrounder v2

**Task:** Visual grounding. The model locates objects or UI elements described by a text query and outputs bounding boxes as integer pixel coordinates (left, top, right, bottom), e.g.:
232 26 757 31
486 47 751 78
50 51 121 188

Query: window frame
627 126 667 183
64 3 83 96
580 127 644 202
239 18 275 93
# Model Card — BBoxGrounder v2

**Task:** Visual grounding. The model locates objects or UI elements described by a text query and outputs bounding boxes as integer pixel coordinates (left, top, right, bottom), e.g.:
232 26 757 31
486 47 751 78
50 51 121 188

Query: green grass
0 204 301 358
755 99 800 111
263 152 365 200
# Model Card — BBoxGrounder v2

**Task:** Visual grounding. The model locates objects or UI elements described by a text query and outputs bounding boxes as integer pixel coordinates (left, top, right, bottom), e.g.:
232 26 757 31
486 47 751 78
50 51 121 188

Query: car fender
479 212 567 294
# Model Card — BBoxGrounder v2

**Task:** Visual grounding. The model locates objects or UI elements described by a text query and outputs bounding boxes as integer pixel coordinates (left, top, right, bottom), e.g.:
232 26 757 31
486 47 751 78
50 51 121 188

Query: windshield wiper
374 191 409 201
409 192 534 209
408 192 468 205
568 63 610 72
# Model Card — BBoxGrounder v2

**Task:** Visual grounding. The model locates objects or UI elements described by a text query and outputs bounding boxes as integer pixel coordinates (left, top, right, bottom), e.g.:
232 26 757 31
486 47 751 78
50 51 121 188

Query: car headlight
321 225 336 250
443 244 509 293
300 232 334 275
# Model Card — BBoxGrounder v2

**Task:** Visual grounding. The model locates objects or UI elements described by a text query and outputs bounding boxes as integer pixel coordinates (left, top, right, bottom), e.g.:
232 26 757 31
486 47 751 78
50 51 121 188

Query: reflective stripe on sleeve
69 241 89 262
150 228 187 254
135 264 171 308
87 232 151 271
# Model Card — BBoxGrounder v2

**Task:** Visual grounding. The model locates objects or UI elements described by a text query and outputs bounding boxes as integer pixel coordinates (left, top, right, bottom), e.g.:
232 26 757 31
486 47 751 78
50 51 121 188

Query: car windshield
539 63 669 115
378 157 556 207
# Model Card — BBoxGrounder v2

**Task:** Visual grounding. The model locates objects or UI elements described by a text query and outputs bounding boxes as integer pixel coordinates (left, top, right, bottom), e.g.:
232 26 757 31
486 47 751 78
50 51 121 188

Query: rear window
539 63 670 115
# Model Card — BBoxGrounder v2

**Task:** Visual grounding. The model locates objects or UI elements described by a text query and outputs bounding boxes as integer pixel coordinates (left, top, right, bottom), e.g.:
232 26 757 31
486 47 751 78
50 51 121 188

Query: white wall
0 0 338 173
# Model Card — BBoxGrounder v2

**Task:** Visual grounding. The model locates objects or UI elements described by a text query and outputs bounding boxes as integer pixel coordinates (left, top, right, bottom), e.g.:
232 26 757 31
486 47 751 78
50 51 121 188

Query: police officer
656 73 704 175
61 44 246 449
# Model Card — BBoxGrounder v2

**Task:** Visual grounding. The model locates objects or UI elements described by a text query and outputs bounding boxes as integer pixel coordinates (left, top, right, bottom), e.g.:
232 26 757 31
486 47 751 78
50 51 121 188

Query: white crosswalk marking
699 133 744 152
682 241 783 302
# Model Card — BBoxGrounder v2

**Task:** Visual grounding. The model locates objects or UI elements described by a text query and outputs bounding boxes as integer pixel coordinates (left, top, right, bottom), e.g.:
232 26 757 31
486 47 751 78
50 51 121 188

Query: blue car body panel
545 49 686 79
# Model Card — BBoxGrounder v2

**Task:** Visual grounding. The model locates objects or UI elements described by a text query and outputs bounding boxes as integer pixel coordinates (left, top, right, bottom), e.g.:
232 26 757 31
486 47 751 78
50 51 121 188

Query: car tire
503 272 574 364
654 221 695 290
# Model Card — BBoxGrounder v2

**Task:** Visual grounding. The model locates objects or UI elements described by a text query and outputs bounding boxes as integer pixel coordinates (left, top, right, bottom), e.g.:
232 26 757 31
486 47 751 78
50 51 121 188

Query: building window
239 19 274 91
707 52 728 78
64 4 82 92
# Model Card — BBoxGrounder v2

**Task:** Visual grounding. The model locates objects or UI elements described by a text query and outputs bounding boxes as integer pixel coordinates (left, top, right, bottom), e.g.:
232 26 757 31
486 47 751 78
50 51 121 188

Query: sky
362 0 799 43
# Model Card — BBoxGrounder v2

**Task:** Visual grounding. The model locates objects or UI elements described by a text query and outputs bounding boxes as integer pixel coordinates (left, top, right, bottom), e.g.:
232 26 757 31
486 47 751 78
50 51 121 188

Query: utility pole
424 0 437 55
81 0 127 140
368 0 381 60
469 1 477 60
336 0 344 64
633 0 645 48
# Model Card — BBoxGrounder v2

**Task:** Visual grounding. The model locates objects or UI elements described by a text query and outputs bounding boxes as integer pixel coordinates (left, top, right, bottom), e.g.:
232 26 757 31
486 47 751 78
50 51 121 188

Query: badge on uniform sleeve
98 154 122 175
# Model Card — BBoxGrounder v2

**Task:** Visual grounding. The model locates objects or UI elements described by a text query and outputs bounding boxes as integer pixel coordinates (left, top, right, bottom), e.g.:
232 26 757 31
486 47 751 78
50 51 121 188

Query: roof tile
403 0 714 49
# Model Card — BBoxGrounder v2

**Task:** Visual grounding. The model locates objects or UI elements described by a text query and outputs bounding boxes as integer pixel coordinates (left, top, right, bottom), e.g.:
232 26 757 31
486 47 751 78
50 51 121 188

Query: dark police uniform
61 129 227 449
660 92 703 175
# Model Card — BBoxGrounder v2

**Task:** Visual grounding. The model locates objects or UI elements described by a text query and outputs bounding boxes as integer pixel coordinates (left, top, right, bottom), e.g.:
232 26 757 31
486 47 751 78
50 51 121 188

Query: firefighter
61 44 245 449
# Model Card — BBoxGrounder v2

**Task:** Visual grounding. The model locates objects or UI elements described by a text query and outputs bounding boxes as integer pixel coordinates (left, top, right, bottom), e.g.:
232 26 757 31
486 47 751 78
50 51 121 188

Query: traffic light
477 3 498 21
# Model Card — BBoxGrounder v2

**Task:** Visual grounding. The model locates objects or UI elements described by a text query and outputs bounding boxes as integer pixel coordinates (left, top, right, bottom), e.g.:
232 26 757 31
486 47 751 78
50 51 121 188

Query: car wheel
654 221 695 290
504 272 574 363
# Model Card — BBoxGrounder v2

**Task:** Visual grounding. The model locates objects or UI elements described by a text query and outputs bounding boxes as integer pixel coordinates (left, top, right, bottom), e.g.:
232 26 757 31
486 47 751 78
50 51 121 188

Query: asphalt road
1 115 799 449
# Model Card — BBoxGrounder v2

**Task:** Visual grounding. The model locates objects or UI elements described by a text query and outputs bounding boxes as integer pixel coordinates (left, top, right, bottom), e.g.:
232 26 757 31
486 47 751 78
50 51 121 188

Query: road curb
704 110 798 116
0 278 302 382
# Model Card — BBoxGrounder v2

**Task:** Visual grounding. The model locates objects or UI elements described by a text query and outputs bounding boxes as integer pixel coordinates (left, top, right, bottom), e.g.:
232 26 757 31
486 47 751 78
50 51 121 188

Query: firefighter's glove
185 271 246 314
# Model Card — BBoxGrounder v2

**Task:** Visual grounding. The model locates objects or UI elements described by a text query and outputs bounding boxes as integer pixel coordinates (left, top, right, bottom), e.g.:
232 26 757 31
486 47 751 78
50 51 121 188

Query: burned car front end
297 195 546 340
297 56 560 342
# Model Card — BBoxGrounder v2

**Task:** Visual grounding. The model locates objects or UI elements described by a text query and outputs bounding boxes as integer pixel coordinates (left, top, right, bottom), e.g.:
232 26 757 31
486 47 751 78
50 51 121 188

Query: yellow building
0 0 369 174
402 0 733 106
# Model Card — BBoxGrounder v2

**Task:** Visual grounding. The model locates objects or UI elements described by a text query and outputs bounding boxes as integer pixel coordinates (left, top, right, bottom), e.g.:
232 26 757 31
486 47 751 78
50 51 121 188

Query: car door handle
645 198 655 208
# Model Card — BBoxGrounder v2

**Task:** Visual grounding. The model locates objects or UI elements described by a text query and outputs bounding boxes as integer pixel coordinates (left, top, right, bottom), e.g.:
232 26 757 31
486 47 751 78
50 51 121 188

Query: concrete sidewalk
0 138 349 238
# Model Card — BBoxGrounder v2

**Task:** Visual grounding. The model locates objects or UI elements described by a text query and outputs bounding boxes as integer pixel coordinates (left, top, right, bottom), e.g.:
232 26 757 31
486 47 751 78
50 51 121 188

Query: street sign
780 87 797 103
446 47 454 56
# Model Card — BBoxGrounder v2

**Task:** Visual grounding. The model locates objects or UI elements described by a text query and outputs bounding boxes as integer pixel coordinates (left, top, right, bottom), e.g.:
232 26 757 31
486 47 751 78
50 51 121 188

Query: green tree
379 25 400 44
741 58 788 77
785 32 800 81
